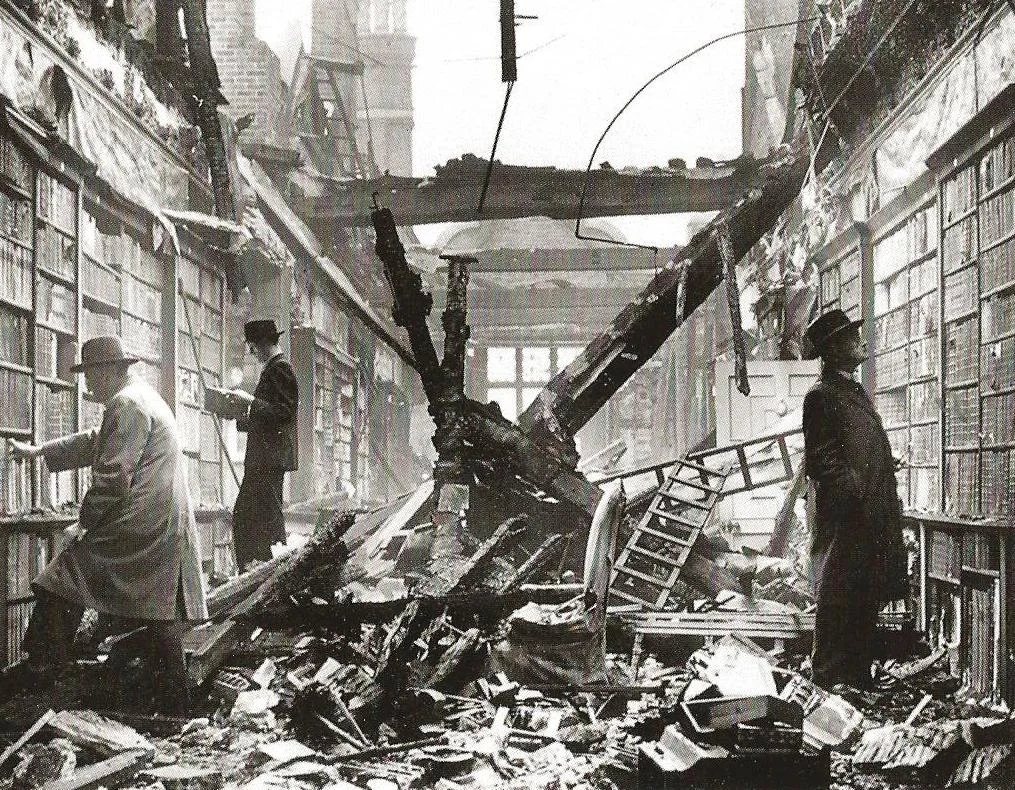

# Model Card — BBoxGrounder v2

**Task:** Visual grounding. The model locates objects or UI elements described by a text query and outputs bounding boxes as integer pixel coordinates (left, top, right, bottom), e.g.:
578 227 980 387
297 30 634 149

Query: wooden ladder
609 457 733 610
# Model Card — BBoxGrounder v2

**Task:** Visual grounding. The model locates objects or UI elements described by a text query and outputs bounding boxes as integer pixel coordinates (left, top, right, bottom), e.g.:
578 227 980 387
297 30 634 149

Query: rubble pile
2 500 1014 790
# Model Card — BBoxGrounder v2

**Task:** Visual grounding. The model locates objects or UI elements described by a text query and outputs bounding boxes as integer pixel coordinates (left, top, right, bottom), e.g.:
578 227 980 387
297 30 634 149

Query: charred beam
517 142 810 443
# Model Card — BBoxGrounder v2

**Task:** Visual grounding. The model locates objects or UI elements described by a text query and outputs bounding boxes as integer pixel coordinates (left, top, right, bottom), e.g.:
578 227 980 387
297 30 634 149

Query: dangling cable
477 80 515 214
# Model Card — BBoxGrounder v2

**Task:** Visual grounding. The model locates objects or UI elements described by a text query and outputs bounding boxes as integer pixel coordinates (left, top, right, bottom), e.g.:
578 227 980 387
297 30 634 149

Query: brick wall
206 0 288 144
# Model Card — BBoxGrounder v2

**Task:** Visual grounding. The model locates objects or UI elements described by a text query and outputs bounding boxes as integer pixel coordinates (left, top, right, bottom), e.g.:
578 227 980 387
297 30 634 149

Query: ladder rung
646 506 704 531
635 521 701 547
608 587 657 606
626 543 684 566
675 458 730 478
612 565 672 587
661 475 718 495
655 491 713 510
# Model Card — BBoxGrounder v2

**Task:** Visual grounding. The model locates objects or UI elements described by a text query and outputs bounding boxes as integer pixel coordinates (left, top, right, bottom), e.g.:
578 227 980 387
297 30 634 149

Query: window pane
521 387 541 411
522 347 551 382
556 346 582 371
486 388 518 421
487 347 516 383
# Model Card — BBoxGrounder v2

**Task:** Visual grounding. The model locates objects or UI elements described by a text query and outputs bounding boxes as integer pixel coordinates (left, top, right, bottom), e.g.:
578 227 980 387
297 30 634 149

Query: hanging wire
575 16 819 252
477 80 515 214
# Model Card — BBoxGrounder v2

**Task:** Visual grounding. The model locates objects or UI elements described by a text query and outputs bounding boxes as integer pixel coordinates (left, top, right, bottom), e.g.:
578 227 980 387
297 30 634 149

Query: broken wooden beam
184 620 243 688
47 710 155 757
40 748 151 790
517 141 810 444
496 533 569 594
0 708 55 772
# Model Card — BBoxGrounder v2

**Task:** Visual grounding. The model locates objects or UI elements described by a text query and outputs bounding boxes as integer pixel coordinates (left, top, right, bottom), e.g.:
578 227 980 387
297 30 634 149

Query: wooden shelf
0 426 31 438
981 383 1015 397
82 290 120 313
36 213 76 239
981 277 1015 301
0 173 33 201
36 264 76 289
943 306 977 323
0 512 78 535
942 206 976 231
0 232 33 253
0 293 32 313
982 326 1015 345
944 444 980 452
35 374 75 389
944 378 978 390
980 172 1015 203
980 225 1015 256
35 319 76 337
0 359 32 375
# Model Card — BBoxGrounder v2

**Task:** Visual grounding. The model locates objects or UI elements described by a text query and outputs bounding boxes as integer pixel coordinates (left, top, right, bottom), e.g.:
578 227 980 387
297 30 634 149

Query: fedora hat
244 319 284 344
70 335 139 373
806 309 863 353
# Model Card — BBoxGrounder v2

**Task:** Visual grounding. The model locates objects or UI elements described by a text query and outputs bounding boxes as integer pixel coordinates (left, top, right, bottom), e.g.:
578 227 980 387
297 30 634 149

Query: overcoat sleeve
77 399 153 534
802 388 861 499
248 362 298 428
41 428 100 472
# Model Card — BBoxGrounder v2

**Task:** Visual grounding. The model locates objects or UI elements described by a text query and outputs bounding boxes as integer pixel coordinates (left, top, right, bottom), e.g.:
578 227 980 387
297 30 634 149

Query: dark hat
806 309 863 352
70 335 139 373
244 319 284 343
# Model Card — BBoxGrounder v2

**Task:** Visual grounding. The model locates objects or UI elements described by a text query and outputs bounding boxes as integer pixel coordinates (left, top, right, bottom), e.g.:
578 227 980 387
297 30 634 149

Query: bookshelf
872 202 940 511
176 254 226 510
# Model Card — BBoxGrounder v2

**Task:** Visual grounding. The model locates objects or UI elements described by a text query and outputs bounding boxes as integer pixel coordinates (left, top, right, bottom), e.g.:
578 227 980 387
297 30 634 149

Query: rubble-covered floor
2 504 1014 790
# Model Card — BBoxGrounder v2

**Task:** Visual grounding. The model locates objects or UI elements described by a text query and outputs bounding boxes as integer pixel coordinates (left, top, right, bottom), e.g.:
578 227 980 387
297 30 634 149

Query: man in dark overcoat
803 309 907 690
5 336 207 713
227 320 299 570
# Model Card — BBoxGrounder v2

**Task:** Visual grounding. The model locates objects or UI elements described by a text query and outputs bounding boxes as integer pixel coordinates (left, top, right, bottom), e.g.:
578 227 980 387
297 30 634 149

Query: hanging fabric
715 220 750 396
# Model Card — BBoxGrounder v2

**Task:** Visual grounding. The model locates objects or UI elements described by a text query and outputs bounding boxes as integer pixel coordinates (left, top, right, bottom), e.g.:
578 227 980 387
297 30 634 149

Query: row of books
1 454 31 515
929 528 962 581
944 317 979 382
981 393 1015 445
981 290 1015 342
82 255 119 301
964 529 1000 571
945 386 978 447
0 188 32 245
121 313 161 359
911 337 938 379
982 450 1015 518
979 236 1015 297
874 268 910 316
83 306 119 340
964 584 997 698
942 216 977 273
945 450 979 517
34 325 74 381
0 369 31 431
943 265 977 320
943 165 977 225
908 424 940 465
122 273 162 324
0 137 33 194
36 275 75 334
35 223 77 282
874 345 908 390
981 336 1015 393
872 207 936 282
37 172 76 235
978 186 1015 249
910 380 939 424
906 466 939 512
980 134 1015 197
35 383 74 443
911 292 939 337
0 236 32 308
0 307 28 367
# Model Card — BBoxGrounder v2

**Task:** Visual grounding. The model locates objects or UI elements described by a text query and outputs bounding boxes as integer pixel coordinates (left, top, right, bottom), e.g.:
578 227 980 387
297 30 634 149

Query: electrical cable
575 16 819 252
477 80 514 214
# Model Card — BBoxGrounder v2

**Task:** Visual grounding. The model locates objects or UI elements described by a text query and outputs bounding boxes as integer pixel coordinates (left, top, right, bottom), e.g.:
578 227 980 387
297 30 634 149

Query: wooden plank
40 749 151 790
184 620 242 688
47 710 155 756
0 708 55 771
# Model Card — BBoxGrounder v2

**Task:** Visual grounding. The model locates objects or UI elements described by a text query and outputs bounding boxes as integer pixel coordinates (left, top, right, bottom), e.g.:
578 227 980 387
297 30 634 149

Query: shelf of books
176 255 226 515
817 244 863 321
872 202 940 511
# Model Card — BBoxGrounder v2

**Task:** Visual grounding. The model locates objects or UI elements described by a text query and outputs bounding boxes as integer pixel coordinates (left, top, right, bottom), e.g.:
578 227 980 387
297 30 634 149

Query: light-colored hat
70 335 139 373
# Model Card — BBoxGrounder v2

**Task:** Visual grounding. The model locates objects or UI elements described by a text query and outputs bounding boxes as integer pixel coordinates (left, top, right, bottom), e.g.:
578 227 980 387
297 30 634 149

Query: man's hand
63 524 86 543
7 439 42 460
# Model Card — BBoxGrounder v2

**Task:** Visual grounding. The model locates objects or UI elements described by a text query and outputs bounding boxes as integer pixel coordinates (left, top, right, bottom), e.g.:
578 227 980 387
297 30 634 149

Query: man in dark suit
227 320 299 570
802 309 907 691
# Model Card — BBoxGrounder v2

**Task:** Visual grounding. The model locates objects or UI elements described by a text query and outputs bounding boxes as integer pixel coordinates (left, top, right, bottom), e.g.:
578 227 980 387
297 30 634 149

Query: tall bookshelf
872 202 940 511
